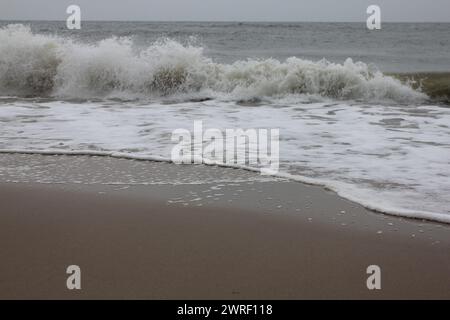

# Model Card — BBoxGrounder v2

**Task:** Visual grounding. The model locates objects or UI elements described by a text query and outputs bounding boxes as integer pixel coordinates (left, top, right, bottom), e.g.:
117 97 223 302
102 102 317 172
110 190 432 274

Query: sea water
0 22 449 222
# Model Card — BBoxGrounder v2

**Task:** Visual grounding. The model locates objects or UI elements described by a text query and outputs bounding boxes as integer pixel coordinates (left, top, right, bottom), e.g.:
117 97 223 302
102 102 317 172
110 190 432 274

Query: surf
390 72 450 104
0 24 428 104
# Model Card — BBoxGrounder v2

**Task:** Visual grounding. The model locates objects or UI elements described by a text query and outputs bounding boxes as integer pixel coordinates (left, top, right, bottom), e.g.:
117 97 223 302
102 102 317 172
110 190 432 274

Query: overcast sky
1 0 449 22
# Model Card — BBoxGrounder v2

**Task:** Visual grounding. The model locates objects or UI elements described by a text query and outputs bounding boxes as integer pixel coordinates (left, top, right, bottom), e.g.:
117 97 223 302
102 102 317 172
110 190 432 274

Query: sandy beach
0 153 449 299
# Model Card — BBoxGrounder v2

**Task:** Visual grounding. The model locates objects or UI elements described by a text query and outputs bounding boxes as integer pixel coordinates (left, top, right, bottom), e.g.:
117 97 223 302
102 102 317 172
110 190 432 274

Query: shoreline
0 150 449 224
1 154 449 299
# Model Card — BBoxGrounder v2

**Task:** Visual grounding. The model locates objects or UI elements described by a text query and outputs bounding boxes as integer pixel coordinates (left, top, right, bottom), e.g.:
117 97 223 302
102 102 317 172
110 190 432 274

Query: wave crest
0 24 427 103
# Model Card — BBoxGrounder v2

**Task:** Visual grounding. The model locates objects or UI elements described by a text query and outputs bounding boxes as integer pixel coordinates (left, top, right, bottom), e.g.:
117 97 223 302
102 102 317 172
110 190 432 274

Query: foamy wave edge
1 148 448 224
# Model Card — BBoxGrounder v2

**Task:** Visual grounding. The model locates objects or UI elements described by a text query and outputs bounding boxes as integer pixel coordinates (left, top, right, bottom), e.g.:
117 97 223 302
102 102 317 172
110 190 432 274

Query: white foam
0 99 449 223
0 24 426 103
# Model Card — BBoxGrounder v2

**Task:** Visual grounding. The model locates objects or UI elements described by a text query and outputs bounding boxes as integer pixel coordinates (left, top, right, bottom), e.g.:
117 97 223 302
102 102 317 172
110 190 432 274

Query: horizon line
1 19 450 23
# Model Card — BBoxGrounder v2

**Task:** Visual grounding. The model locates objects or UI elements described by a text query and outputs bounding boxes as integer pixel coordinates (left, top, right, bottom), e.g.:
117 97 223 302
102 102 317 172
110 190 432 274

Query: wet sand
0 154 449 299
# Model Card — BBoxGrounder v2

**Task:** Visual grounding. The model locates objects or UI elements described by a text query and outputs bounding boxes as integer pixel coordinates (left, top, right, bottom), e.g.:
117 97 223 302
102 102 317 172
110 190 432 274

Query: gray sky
1 0 449 22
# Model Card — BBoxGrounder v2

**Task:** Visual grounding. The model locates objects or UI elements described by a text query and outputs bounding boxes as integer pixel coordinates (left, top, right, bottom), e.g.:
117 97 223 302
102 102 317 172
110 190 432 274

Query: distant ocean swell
0 24 429 103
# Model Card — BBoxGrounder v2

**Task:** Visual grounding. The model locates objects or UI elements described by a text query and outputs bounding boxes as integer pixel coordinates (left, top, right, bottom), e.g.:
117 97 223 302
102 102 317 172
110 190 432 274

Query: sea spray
0 24 427 103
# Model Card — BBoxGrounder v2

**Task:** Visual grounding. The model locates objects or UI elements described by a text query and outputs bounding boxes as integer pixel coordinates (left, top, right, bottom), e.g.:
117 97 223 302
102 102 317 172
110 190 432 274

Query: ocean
0 21 449 222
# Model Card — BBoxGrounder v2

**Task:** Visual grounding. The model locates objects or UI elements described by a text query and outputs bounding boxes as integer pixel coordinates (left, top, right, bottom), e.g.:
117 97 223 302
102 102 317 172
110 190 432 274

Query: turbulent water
0 22 450 222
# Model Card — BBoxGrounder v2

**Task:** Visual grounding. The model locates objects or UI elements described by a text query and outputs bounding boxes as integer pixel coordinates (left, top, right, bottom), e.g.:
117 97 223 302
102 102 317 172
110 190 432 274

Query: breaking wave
0 24 427 103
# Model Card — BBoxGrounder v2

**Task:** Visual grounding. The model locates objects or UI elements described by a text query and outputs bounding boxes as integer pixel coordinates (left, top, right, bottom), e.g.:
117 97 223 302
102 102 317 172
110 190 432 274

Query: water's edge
2 149 449 224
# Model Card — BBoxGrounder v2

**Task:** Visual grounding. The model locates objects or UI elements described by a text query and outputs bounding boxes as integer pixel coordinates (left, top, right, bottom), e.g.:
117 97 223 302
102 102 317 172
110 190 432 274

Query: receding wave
0 24 429 103
2 148 450 224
